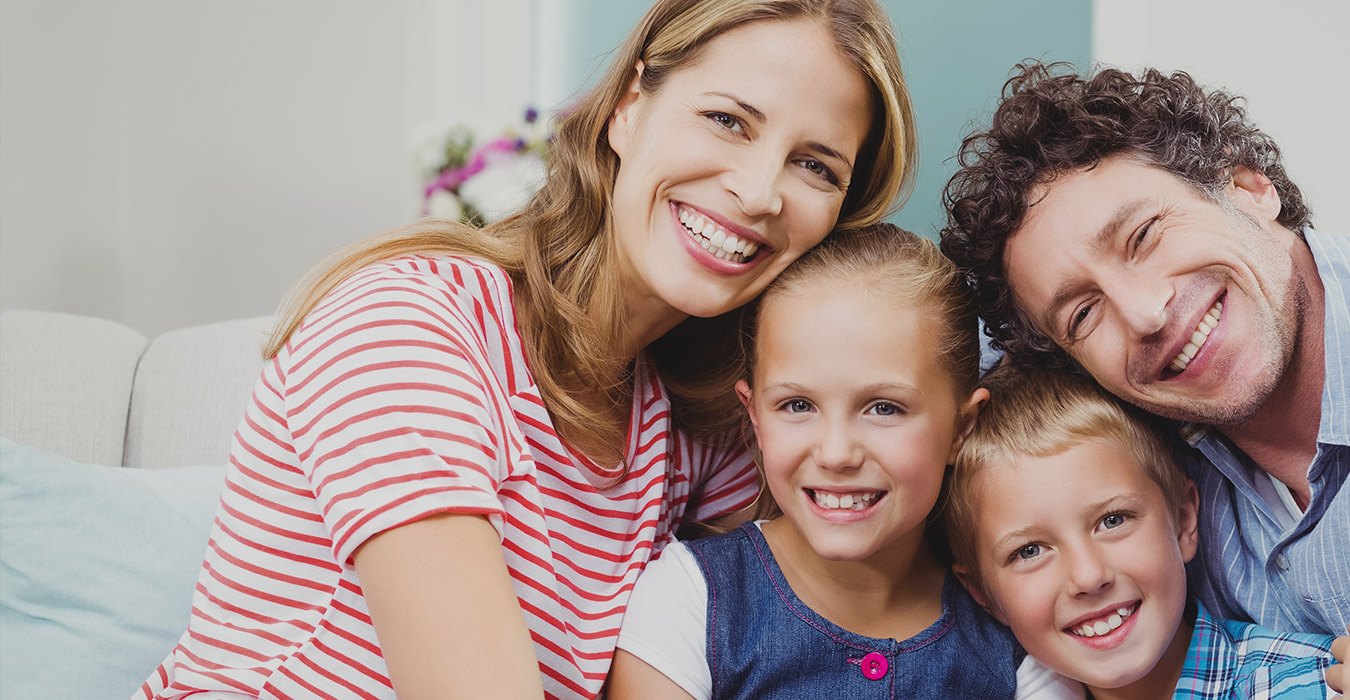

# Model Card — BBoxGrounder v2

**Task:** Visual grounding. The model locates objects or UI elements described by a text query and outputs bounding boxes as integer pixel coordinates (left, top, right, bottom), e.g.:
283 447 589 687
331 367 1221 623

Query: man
940 62 1348 635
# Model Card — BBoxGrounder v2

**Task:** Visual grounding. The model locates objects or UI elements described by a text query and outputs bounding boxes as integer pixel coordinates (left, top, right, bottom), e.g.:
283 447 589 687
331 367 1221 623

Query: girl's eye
1100 512 1129 530
866 401 902 417
1014 544 1042 561
783 399 813 414
797 157 840 185
706 111 744 134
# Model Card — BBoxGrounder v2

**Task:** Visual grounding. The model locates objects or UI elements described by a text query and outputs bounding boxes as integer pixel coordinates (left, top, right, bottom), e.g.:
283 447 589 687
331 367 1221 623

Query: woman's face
607 17 873 339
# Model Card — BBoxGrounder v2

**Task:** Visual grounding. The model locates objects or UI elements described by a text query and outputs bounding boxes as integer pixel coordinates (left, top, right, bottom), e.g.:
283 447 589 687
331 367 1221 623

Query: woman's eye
867 401 902 417
1101 512 1128 530
798 158 840 185
783 399 812 413
1015 544 1042 561
706 111 744 134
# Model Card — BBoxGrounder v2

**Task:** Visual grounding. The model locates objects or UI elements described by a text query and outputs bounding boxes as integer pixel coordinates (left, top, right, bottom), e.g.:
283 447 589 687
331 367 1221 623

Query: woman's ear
607 61 645 157
1176 479 1201 563
948 387 989 463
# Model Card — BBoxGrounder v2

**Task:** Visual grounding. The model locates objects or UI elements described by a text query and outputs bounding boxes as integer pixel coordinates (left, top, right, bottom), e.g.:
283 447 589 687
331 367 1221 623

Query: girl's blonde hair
265 0 916 456
742 223 982 519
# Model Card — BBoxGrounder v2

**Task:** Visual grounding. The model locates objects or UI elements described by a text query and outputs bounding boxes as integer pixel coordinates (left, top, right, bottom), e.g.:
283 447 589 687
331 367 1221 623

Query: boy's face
959 437 1199 692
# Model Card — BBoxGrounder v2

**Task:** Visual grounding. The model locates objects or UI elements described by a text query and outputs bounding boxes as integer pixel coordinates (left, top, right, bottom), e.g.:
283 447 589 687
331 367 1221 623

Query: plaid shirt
1175 603 1335 699
1182 228 1350 635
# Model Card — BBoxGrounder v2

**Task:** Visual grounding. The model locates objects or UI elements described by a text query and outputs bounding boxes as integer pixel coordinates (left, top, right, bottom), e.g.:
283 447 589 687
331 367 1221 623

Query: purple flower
524 107 539 124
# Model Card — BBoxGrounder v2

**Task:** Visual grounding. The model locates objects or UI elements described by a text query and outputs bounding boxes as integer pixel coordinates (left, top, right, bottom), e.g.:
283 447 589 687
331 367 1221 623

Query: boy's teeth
812 490 880 511
1169 300 1224 373
1071 604 1136 637
677 205 759 262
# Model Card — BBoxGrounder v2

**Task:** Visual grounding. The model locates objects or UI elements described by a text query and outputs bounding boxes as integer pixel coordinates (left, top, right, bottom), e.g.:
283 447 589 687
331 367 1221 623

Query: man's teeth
811 490 880 511
1070 605 1137 638
678 206 759 262
1168 300 1224 373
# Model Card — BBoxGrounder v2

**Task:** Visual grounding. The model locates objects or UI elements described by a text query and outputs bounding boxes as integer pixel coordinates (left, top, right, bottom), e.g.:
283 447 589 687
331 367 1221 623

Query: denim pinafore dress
686 522 1023 699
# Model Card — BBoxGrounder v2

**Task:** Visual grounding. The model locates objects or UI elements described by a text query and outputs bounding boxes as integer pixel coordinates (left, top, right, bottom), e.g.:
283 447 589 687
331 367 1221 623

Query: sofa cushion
0 310 147 466
125 315 273 469
0 439 225 699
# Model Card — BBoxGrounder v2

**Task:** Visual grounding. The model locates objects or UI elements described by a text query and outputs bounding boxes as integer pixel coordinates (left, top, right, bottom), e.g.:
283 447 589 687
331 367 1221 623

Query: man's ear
1176 479 1201 563
607 61 645 158
1226 166 1282 225
953 564 1005 625
948 387 990 463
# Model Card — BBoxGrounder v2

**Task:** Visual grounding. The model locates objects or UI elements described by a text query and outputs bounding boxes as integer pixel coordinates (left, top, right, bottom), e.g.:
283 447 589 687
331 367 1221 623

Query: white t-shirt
616 526 1085 699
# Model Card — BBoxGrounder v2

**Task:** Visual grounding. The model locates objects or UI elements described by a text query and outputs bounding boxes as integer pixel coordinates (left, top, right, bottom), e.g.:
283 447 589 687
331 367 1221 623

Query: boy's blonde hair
942 366 1189 591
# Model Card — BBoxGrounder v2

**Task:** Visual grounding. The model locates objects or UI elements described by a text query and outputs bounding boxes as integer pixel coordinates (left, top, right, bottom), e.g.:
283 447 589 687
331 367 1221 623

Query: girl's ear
953 564 1005 625
1176 479 1201 563
947 387 990 463
607 61 645 158
735 379 759 430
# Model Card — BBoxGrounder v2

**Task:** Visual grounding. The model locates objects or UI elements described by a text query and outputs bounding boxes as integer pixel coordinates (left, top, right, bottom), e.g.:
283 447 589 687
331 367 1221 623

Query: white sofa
0 310 274 698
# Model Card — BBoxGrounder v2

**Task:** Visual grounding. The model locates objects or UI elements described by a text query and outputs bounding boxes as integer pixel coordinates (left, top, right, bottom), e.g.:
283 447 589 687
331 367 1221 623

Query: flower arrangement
415 107 551 226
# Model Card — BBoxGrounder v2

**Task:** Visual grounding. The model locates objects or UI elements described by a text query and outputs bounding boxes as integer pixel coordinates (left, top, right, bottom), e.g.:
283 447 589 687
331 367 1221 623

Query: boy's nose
1065 544 1114 597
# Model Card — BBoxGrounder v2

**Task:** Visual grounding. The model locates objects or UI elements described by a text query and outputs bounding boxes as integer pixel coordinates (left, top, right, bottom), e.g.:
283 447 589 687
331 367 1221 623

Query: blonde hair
942 367 1189 592
743 223 982 519
265 0 916 459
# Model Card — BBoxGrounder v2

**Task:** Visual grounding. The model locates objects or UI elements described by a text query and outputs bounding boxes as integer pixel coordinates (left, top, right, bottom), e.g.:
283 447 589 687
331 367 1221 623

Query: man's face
1003 155 1307 425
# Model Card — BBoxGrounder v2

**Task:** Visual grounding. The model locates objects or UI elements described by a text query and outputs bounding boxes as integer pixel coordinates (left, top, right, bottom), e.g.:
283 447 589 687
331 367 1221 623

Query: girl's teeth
812 491 878 511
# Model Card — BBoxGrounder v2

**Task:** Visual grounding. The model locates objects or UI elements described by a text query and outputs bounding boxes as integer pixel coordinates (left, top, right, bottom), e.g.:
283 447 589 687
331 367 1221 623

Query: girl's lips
803 488 887 522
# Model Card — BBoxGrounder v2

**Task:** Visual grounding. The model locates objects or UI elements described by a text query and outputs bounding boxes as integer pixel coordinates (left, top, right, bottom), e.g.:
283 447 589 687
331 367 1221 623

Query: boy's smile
962 437 1199 697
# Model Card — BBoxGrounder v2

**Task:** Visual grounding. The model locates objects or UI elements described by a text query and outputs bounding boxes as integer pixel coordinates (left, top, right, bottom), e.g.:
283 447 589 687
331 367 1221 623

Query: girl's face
607 18 873 339
737 282 985 566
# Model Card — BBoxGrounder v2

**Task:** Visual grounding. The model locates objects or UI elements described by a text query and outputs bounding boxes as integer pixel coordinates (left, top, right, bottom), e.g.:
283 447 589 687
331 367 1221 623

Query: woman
141 1 914 697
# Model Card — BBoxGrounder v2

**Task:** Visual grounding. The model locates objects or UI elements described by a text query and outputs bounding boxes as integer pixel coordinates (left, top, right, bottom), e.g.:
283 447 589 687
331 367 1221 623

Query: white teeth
1071 604 1136 638
676 204 760 263
811 490 879 511
1169 300 1224 373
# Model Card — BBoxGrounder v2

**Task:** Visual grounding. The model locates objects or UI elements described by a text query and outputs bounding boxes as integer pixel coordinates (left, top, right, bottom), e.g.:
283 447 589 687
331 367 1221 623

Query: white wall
1093 0 1350 234
0 0 533 336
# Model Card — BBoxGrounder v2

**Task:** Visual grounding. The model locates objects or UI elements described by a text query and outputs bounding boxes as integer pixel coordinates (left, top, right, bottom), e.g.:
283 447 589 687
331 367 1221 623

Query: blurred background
2 0 1346 336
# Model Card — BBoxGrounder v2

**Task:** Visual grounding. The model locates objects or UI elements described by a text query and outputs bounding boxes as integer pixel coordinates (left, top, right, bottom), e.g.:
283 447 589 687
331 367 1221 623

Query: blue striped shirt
1182 228 1350 635
1175 602 1335 699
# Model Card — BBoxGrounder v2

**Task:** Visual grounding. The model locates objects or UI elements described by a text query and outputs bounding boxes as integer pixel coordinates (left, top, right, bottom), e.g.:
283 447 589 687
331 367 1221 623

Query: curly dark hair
940 61 1311 369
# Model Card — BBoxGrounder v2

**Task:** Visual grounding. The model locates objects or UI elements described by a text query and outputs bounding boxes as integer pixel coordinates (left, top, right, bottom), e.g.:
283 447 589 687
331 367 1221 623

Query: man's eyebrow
1039 198 1148 333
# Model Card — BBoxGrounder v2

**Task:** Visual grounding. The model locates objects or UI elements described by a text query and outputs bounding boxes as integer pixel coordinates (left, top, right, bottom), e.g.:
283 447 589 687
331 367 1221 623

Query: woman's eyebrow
702 91 765 122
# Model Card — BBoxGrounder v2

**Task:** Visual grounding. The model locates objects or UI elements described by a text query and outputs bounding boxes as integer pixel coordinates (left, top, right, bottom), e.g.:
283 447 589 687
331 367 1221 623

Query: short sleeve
684 438 759 522
616 541 712 700
281 264 515 564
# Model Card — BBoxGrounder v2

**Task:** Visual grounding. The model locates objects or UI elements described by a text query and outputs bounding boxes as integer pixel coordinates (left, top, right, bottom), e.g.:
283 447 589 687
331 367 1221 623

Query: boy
942 367 1343 699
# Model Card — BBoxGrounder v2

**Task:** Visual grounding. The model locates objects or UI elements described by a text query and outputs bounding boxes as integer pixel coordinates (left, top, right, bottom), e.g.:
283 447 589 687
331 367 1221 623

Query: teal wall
546 1 1090 239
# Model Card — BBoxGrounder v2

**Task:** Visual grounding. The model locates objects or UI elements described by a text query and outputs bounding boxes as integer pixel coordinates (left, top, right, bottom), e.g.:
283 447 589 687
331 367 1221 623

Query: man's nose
1111 275 1172 338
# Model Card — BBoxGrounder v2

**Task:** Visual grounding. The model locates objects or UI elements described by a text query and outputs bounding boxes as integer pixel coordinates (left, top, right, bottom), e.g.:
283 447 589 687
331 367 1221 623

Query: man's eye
1130 219 1156 254
1068 303 1094 338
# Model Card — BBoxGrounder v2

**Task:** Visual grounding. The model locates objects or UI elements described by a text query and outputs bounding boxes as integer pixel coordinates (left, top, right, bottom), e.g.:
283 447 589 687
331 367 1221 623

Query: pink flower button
860 651 888 680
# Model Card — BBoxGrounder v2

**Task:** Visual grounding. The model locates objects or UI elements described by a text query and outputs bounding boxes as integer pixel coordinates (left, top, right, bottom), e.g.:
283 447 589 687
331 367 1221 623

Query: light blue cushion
0 439 225 699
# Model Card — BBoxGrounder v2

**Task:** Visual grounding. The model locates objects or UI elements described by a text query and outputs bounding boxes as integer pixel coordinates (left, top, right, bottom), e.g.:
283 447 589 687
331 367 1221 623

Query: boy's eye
1101 512 1128 529
1015 544 1042 561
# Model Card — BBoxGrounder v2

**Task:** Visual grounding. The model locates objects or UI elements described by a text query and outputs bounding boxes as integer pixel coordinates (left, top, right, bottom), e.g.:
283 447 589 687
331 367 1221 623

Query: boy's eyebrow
990 527 1039 558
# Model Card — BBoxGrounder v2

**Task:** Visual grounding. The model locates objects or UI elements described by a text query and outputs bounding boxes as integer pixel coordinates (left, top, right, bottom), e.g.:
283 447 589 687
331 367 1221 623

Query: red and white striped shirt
140 255 757 699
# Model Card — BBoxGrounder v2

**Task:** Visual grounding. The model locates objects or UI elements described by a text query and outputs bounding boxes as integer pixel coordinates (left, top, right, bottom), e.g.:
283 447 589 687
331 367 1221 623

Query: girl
140 1 915 698
610 225 1076 698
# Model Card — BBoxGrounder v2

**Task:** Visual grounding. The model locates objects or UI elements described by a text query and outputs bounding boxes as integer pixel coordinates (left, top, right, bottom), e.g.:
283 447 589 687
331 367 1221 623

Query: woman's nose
722 147 784 218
